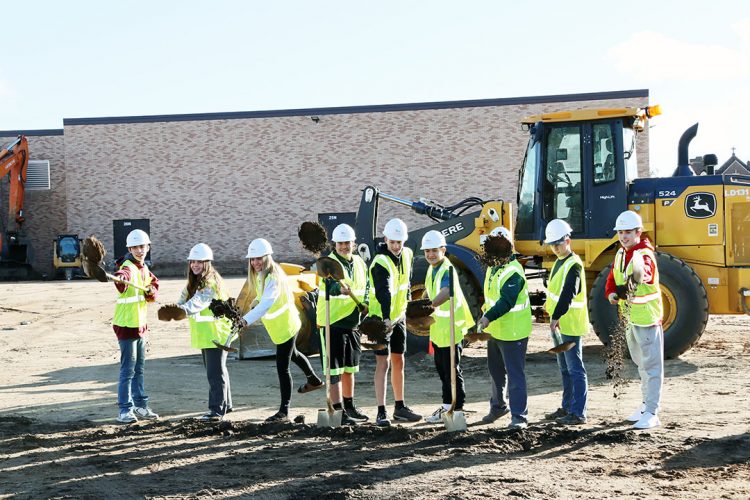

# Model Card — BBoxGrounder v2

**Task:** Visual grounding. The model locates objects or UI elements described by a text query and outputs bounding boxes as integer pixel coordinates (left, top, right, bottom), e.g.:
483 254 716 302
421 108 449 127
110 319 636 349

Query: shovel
212 331 239 353
317 278 342 427
442 267 467 432
548 327 576 354
315 256 367 314
83 258 150 292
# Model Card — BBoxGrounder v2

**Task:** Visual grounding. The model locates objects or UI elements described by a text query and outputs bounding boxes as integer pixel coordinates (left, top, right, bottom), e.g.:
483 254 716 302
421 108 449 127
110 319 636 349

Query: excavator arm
0 135 29 256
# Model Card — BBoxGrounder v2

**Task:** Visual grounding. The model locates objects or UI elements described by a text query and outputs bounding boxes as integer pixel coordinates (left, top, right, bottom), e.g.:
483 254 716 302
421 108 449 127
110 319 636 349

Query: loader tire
588 252 709 359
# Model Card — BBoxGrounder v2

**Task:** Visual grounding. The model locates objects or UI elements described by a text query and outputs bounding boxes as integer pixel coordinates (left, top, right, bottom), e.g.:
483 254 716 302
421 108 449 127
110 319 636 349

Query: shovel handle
324 279 335 414
332 277 367 313
106 272 150 293
448 267 457 415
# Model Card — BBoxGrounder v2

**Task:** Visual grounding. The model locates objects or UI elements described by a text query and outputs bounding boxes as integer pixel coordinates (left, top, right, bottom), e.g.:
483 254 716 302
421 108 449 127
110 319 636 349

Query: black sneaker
557 413 587 425
345 406 369 423
481 407 510 424
376 411 391 427
341 411 358 426
393 405 422 422
544 408 568 421
265 412 289 423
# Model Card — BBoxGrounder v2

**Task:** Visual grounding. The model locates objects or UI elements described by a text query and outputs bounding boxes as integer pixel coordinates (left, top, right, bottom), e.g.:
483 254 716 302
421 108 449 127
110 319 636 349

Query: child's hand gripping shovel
442 267 467 432
317 278 342 427
316 256 367 314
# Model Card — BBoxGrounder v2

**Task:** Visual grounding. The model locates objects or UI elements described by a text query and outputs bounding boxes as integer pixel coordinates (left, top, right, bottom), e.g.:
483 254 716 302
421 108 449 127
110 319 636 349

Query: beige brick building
1 89 648 277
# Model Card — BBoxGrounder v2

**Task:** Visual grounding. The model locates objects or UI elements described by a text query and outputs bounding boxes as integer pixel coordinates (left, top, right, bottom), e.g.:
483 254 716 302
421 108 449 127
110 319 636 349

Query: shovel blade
548 341 576 354
212 340 238 353
316 408 342 428
442 410 467 432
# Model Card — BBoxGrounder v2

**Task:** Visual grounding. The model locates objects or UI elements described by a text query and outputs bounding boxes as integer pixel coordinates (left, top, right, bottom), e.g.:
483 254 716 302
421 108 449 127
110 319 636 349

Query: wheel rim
660 284 677 330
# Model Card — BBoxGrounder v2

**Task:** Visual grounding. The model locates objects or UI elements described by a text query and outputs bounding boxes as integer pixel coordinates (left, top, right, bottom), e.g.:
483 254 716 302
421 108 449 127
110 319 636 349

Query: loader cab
515 115 638 245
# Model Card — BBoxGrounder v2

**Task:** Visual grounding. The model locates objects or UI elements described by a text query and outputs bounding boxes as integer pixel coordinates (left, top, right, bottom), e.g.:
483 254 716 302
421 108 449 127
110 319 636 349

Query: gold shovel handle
105 272 150 293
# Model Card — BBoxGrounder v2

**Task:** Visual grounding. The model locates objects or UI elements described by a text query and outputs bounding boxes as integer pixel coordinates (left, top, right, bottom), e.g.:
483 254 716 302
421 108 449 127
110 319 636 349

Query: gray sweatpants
626 324 664 415
202 348 232 415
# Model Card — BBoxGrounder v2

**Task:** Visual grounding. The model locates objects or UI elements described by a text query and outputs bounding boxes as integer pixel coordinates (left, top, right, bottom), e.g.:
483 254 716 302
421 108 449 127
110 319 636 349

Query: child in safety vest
176 243 233 421
478 226 532 429
315 224 369 426
112 229 160 424
605 210 664 430
543 219 589 425
240 238 324 422
368 218 422 427
420 230 475 424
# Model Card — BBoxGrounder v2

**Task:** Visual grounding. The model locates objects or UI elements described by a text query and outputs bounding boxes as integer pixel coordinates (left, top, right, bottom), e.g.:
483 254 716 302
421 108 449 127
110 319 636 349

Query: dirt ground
1 277 749 499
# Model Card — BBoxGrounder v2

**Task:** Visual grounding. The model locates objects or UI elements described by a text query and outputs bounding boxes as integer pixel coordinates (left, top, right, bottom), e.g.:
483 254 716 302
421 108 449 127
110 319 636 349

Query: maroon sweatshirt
112 258 159 340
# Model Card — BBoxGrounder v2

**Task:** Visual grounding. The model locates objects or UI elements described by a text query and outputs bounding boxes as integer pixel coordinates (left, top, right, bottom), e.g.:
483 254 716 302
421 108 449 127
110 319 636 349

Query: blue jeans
487 337 528 421
554 334 588 418
118 338 148 411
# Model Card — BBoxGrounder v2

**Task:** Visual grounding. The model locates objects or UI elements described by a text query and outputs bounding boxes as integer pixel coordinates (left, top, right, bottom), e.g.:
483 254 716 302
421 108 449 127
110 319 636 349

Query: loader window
593 124 616 185
623 128 639 181
516 138 539 234
57 237 80 263
544 126 583 232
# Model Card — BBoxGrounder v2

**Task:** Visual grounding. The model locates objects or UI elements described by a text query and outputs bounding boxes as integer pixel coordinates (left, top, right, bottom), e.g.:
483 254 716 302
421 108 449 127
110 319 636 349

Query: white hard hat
246 238 273 258
332 223 356 243
544 219 573 244
383 218 408 242
420 230 447 250
490 226 513 243
613 210 643 231
126 229 151 247
187 243 213 261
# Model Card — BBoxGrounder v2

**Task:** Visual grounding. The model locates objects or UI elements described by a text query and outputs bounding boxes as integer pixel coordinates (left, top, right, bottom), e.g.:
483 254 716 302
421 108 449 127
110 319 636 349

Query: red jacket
112 258 159 340
605 237 657 298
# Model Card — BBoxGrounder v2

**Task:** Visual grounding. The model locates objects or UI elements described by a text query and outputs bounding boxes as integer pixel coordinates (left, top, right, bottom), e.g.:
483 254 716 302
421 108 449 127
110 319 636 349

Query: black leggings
276 333 318 414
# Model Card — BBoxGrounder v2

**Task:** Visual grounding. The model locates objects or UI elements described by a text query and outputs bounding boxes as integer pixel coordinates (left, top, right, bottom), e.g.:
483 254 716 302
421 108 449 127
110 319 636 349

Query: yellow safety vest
425 260 475 347
368 247 413 321
544 253 589 336
613 247 663 326
482 260 531 341
316 253 367 326
187 280 233 349
113 260 150 328
257 274 301 345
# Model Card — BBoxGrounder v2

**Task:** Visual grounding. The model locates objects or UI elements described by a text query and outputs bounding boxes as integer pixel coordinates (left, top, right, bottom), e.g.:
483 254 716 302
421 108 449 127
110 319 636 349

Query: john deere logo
685 192 716 219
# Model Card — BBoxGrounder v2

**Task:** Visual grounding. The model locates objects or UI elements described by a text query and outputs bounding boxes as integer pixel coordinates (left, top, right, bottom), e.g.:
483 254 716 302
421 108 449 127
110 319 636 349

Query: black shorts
319 325 361 380
374 320 407 356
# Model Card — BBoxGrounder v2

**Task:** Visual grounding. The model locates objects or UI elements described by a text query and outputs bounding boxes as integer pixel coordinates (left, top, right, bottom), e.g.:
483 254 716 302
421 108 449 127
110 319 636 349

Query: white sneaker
134 407 159 420
633 411 660 430
425 407 447 424
117 410 138 424
626 403 646 422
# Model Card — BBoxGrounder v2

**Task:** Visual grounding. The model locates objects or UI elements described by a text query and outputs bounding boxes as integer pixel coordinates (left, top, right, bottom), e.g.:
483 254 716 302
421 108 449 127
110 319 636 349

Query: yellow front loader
513 105 750 357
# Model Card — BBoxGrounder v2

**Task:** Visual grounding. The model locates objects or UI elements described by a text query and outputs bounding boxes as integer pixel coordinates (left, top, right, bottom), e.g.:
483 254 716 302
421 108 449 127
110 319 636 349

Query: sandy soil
1 277 749 499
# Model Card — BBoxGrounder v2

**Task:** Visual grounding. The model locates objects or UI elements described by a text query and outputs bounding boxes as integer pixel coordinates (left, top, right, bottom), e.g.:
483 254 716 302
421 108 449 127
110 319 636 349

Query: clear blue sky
3 1 749 175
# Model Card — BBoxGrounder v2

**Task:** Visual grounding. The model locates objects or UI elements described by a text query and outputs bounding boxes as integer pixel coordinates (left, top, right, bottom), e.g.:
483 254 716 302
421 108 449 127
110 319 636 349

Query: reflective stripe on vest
482 260 532 340
613 247 663 326
116 295 146 304
544 253 589 336
188 280 232 349
367 247 412 321
113 260 149 328
316 253 367 326
257 274 300 345
424 260 475 348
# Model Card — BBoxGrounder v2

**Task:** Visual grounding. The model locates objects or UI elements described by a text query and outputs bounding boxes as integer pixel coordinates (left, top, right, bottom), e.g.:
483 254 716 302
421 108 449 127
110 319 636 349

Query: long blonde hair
186 260 224 300
247 254 290 302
